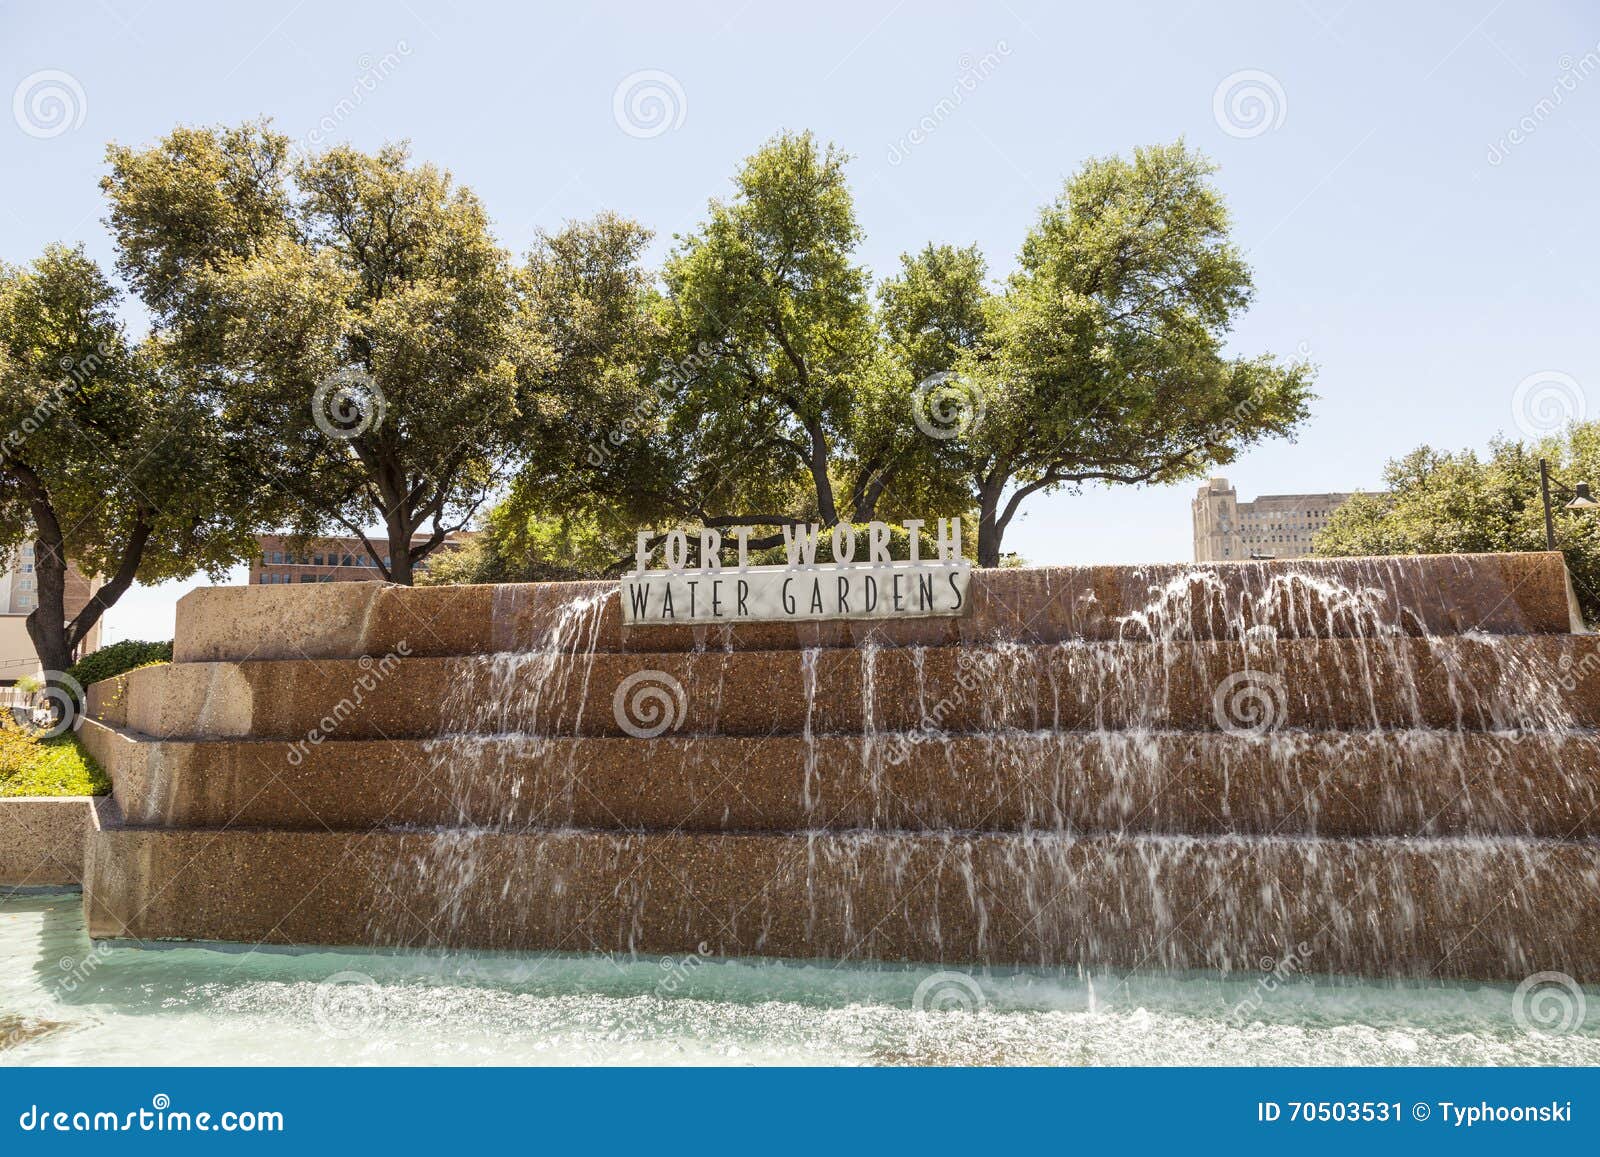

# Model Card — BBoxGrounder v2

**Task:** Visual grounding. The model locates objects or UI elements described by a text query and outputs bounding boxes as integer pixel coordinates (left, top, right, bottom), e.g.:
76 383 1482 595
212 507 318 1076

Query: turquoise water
2 891 1596 1066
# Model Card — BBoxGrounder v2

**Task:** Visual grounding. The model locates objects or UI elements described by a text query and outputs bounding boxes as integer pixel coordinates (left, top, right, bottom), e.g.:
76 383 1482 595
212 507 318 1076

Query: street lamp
1539 458 1600 550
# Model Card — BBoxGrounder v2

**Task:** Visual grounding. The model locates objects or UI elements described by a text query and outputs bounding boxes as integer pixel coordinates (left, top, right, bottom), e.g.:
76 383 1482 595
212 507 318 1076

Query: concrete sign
621 518 973 626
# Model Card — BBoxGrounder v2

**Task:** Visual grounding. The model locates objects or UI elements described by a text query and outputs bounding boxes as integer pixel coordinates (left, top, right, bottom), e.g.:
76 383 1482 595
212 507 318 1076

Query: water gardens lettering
623 518 972 625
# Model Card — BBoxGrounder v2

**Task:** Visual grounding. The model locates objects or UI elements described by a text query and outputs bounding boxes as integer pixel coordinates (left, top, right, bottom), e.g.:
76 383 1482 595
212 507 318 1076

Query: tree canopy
14 122 1312 606
488 134 1313 573
942 143 1314 564
1314 426 1600 621
101 122 548 583
0 245 265 684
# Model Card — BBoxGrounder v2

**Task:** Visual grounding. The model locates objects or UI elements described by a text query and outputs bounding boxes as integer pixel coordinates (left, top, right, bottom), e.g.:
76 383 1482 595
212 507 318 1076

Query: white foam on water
3 893 1596 1067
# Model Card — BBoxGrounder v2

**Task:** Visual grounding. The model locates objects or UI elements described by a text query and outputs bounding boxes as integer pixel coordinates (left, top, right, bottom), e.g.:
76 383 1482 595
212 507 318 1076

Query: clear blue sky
3 0 1597 642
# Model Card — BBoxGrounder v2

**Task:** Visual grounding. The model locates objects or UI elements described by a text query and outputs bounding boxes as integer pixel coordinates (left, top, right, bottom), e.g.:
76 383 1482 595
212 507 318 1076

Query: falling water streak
360 558 1597 976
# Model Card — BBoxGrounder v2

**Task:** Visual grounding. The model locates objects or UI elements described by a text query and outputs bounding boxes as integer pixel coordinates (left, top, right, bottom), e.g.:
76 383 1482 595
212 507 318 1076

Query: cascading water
344 556 1598 981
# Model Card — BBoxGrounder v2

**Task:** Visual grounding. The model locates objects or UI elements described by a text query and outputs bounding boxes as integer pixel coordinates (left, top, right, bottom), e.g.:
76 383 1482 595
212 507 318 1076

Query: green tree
944 142 1314 566
864 242 992 523
0 246 264 686
1314 428 1600 621
507 212 683 544
658 131 884 533
101 122 547 584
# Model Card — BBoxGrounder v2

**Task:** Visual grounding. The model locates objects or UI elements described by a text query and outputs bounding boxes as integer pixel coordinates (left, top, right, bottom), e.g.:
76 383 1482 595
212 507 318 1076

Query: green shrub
0 715 110 796
64 639 173 696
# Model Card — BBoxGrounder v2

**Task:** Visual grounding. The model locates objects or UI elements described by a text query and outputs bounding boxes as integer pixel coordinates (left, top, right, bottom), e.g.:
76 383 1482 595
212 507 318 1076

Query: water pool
2 892 1595 1067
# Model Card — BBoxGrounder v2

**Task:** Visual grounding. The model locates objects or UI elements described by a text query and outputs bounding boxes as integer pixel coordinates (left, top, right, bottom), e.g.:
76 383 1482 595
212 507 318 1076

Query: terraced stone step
89 634 1600 741
171 552 1580 662
84 811 1600 981
81 721 1600 840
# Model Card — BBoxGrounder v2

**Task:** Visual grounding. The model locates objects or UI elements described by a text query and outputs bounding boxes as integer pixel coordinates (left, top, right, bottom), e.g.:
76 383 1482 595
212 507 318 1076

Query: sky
2 0 1598 643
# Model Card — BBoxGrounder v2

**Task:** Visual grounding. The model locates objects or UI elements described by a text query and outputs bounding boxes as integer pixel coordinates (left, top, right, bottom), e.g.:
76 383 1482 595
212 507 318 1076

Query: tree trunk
385 515 415 585
23 537 72 675
805 418 839 527
977 477 1004 568
24 534 75 731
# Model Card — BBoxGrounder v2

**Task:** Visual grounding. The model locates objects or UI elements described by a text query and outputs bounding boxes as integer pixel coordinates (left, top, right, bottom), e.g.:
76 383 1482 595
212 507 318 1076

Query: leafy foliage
1314 425 1600 622
0 246 266 675
493 135 1311 571
65 639 174 696
949 142 1315 564
101 122 549 583
0 717 109 797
